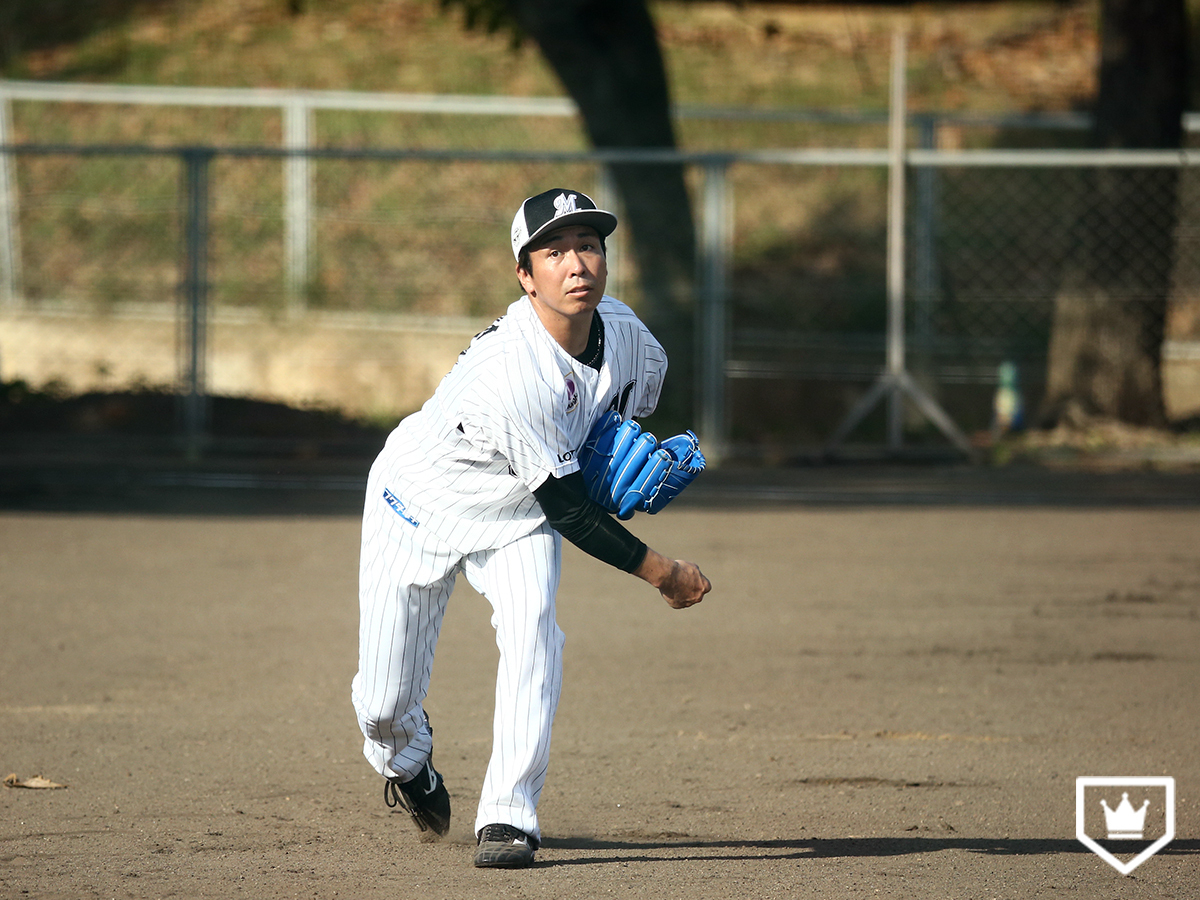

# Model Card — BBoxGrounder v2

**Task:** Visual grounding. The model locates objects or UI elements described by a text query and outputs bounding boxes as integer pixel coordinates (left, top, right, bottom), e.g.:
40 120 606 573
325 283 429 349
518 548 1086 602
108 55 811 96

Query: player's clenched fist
661 560 711 609
635 550 712 609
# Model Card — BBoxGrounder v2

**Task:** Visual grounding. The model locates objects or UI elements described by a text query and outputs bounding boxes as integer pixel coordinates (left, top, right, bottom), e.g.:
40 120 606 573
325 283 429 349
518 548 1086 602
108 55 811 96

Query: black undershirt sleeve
532 471 648 574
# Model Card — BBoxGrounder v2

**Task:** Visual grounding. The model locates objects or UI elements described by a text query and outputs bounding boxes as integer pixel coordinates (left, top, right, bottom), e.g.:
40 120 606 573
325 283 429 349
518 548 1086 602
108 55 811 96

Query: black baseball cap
510 188 617 261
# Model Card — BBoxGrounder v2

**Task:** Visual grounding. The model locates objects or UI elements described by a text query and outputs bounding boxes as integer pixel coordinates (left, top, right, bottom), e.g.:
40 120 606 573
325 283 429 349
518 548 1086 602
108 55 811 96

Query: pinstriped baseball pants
351 480 565 843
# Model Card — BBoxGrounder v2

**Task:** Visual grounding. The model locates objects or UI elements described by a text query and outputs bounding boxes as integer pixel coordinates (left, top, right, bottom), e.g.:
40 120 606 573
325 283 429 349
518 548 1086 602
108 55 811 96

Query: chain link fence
2 87 1199 462
904 159 1200 436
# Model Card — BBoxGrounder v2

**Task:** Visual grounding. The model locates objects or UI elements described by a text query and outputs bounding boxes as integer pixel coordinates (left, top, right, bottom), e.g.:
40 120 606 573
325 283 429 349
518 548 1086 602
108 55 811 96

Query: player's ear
516 262 536 297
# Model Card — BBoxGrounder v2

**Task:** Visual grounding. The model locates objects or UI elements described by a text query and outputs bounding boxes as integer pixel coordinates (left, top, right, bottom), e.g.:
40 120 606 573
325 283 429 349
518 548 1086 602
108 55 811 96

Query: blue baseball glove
578 411 658 513
615 447 673 519
642 430 706 515
580 414 706 518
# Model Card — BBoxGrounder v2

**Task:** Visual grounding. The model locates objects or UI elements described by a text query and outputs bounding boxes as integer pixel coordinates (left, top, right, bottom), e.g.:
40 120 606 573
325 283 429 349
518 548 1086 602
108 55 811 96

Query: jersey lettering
460 318 504 357
475 319 502 340
607 380 637 417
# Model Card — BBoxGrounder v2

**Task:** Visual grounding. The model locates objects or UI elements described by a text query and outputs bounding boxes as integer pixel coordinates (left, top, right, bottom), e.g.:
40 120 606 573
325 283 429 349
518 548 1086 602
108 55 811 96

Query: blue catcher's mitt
578 411 658 514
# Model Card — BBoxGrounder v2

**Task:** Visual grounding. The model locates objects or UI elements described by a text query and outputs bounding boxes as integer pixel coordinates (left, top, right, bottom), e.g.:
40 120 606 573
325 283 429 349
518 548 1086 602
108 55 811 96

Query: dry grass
8 0 1103 111
5 2 1111 319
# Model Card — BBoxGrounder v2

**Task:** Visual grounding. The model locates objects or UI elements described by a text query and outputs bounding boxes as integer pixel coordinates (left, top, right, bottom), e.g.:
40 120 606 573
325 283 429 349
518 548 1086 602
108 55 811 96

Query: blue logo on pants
383 488 420 527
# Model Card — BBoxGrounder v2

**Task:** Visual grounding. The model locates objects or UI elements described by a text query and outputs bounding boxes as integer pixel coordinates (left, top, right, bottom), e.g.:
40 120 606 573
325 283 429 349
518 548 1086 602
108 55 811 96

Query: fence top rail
3 79 1197 133
0 142 894 165
0 79 578 117
908 148 1200 167
3 142 1200 168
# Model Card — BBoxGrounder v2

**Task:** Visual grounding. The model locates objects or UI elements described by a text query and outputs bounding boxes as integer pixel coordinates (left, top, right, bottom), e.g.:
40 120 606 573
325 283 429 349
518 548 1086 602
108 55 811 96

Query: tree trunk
506 0 698 426
1040 0 1188 427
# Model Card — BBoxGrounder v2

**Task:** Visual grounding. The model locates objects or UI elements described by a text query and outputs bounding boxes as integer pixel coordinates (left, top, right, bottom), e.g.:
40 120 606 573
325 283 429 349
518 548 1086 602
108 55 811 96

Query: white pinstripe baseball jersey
373 294 666 554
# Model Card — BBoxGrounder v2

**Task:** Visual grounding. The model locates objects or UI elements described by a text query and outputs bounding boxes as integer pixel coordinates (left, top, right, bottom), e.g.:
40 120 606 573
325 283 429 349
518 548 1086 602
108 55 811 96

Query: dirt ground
1 468 1198 899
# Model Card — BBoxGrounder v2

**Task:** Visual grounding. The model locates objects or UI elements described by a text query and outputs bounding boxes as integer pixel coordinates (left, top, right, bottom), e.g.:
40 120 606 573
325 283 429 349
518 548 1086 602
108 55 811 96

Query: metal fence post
0 88 22 308
179 148 212 461
883 30 909 451
284 97 311 315
698 157 730 463
595 164 621 298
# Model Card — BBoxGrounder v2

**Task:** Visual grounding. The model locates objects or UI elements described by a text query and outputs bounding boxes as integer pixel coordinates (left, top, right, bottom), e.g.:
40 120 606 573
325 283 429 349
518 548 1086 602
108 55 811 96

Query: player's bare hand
635 549 710 609
659 560 711 609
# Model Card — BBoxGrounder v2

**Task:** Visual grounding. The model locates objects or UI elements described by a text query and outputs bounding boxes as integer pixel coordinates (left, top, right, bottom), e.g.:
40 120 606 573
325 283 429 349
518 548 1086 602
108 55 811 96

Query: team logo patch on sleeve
565 374 579 413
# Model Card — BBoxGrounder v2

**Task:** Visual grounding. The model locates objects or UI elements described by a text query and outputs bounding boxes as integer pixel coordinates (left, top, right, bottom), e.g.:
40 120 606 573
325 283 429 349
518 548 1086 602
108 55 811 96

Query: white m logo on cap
553 193 578 218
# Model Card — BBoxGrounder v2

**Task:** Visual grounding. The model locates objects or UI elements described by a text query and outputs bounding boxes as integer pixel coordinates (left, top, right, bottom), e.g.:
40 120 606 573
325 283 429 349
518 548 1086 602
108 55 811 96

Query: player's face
517 225 608 323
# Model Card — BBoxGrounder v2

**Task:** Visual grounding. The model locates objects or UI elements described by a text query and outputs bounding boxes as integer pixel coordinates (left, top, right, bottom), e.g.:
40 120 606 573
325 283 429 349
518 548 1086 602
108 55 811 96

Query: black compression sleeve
532 471 648 574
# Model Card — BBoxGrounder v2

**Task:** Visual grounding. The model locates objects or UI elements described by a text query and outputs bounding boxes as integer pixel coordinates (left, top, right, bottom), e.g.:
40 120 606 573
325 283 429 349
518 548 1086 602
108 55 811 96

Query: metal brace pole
825 29 973 458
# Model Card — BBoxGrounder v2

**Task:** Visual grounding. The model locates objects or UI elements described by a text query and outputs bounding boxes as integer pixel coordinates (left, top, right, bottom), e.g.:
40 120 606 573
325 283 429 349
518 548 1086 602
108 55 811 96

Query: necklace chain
579 313 604 370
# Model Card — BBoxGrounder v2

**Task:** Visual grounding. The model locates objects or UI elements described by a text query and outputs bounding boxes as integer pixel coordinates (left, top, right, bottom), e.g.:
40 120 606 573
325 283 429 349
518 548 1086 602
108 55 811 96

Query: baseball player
351 187 711 869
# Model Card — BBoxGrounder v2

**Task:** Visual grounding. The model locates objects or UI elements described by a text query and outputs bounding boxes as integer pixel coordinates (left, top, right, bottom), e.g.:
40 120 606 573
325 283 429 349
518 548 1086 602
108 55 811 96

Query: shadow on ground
535 837 1200 866
4 385 1200 514
4 457 1200 515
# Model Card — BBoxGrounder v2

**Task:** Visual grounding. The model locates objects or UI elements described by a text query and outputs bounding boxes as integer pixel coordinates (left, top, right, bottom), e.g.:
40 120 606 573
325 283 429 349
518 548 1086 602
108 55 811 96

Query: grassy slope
4 0 1108 115
2 1 1111 314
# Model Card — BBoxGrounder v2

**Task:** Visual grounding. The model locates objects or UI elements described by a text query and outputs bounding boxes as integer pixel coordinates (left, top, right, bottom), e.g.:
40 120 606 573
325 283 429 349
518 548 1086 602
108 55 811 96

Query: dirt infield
2 474 1198 898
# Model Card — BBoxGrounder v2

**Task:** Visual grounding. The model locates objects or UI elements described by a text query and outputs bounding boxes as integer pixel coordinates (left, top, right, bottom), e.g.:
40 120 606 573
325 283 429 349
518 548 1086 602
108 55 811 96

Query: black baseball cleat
473 823 537 868
384 757 451 837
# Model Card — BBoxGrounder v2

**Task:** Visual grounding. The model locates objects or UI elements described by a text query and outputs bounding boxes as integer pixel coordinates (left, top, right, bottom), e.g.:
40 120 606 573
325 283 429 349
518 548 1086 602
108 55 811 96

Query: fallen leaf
3 773 67 789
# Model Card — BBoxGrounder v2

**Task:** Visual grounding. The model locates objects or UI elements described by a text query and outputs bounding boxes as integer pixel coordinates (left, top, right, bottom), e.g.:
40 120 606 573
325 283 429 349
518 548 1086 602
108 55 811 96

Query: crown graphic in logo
1078 776 1175 875
1101 792 1149 840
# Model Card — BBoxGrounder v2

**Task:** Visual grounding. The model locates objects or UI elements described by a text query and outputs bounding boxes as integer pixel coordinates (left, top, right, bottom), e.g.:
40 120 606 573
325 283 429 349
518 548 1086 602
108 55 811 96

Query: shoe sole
387 778 451 837
412 799 451 837
473 844 535 868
